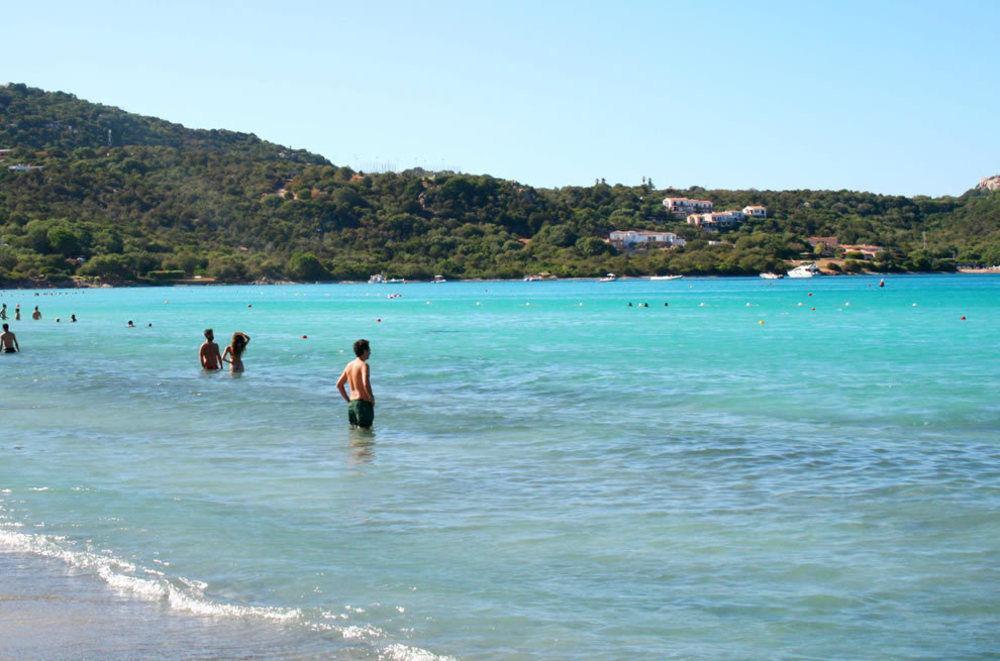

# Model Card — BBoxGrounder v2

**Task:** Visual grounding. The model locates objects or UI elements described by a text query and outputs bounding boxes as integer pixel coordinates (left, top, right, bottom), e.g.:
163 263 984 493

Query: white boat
523 275 543 282
386 278 405 284
787 263 820 278
598 273 617 282
432 274 447 283
368 273 386 284
650 275 683 281
759 272 784 280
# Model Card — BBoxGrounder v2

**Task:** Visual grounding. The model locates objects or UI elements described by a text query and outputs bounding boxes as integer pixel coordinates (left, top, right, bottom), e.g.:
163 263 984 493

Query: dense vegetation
1 83 998 285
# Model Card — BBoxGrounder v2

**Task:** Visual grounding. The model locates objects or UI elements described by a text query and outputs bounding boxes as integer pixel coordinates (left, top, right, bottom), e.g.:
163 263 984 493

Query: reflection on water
348 428 375 465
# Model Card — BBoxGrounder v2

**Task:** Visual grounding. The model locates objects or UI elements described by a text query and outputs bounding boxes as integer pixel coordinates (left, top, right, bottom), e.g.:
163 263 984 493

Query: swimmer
14 305 20 321
32 306 41 320
0 304 6 320
337 339 375 429
199 328 224 371
127 320 135 328
879 278 885 288
664 302 668 307
0 323 18 353
222 331 250 373
70 314 77 322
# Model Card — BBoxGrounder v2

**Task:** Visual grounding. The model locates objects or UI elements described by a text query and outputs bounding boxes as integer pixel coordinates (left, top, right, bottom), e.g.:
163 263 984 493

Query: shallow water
1 275 998 658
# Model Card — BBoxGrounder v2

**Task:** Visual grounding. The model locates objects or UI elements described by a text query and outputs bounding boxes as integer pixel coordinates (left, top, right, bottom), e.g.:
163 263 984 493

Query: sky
4 0 999 196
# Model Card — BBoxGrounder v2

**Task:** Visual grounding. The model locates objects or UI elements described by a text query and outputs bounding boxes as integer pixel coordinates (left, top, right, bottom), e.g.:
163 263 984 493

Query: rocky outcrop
978 175 1000 191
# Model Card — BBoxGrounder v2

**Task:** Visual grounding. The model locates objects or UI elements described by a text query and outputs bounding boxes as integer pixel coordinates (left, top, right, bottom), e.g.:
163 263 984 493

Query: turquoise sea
1 275 998 658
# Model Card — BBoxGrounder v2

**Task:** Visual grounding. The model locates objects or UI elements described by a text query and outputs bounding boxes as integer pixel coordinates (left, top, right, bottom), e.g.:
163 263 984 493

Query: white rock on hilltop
978 175 1000 191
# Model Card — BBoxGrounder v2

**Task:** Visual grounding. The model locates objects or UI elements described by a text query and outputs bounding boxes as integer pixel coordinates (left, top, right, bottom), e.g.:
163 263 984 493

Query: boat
649 275 683 281
432 274 447 283
598 273 617 282
386 278 406 284
759 272 784 280
523 275 543 282
368 273 386 284
787 263 820 278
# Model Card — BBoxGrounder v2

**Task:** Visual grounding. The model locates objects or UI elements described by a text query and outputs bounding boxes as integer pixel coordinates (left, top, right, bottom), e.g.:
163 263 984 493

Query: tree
78 254 133 280
286 252 328 281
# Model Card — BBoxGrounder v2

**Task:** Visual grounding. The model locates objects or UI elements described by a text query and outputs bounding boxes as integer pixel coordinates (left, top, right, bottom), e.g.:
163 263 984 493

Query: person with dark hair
222 331 251 373
337 339 375 428
0 323 18 353
32 306 41 320
199 328 223 371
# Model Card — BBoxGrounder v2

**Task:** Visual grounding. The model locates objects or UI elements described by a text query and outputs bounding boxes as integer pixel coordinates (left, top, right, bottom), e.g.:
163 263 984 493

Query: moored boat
650 275 683 281
759 272 784 280
787 263 820 278
598 272 617 282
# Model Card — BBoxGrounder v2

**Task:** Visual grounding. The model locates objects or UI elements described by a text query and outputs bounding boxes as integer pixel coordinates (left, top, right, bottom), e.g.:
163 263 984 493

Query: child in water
222 331 251 373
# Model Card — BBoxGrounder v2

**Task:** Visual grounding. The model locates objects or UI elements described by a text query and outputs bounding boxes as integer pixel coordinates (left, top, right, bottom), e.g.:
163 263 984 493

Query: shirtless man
0 304 7 320
336 339 375 429
199 328 224 370
1 324 19 353
32 306 41 320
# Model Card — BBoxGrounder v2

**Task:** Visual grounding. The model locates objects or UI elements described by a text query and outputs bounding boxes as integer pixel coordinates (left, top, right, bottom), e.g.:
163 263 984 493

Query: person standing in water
0 324 19 353
32 306 41 320
14 305 21 321
222 331 250 373
337 339 375 429
0 304 7 320
199 328 224 371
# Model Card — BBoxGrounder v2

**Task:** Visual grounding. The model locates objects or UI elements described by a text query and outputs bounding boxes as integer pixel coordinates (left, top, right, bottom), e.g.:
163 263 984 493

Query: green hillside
1 83 997 285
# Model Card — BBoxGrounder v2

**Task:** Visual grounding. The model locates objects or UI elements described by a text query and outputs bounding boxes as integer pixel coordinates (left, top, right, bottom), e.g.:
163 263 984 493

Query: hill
1 83 997 285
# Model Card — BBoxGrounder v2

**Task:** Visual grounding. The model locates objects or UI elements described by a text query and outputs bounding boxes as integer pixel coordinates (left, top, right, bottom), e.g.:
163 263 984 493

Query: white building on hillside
663 197 713 217
686 210 744 230
609 230 686 250
742 205 767 218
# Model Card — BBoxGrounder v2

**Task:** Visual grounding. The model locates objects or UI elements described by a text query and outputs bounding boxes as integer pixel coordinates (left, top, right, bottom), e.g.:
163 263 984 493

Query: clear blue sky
5 0 999 196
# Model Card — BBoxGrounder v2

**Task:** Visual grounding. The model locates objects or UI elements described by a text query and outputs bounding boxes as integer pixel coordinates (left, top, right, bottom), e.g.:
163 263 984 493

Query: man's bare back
338 357 373 402
1 325 19 353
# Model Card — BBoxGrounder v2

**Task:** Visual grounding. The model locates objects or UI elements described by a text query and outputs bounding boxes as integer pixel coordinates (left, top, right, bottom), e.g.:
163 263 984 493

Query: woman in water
222 331 251 373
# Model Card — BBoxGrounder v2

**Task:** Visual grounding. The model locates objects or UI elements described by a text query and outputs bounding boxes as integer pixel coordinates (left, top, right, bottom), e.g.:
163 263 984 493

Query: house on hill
609 230 686 251
840 244 882 260
686 210 744 230
662 197 713 217
742 205 767 217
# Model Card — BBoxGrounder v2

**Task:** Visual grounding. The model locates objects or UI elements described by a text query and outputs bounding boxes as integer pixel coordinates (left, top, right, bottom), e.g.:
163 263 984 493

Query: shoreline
1 270 995 291
0 549 328 658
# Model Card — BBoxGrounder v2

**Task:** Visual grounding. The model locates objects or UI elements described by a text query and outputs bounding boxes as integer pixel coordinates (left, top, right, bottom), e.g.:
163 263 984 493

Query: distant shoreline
1 270 996 291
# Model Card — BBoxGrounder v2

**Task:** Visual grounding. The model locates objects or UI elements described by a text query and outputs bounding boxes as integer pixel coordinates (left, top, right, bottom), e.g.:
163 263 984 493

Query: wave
0 524 451 660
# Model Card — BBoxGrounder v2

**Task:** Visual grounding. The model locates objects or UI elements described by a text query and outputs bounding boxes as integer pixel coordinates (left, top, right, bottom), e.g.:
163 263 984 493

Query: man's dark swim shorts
348 399 374 428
